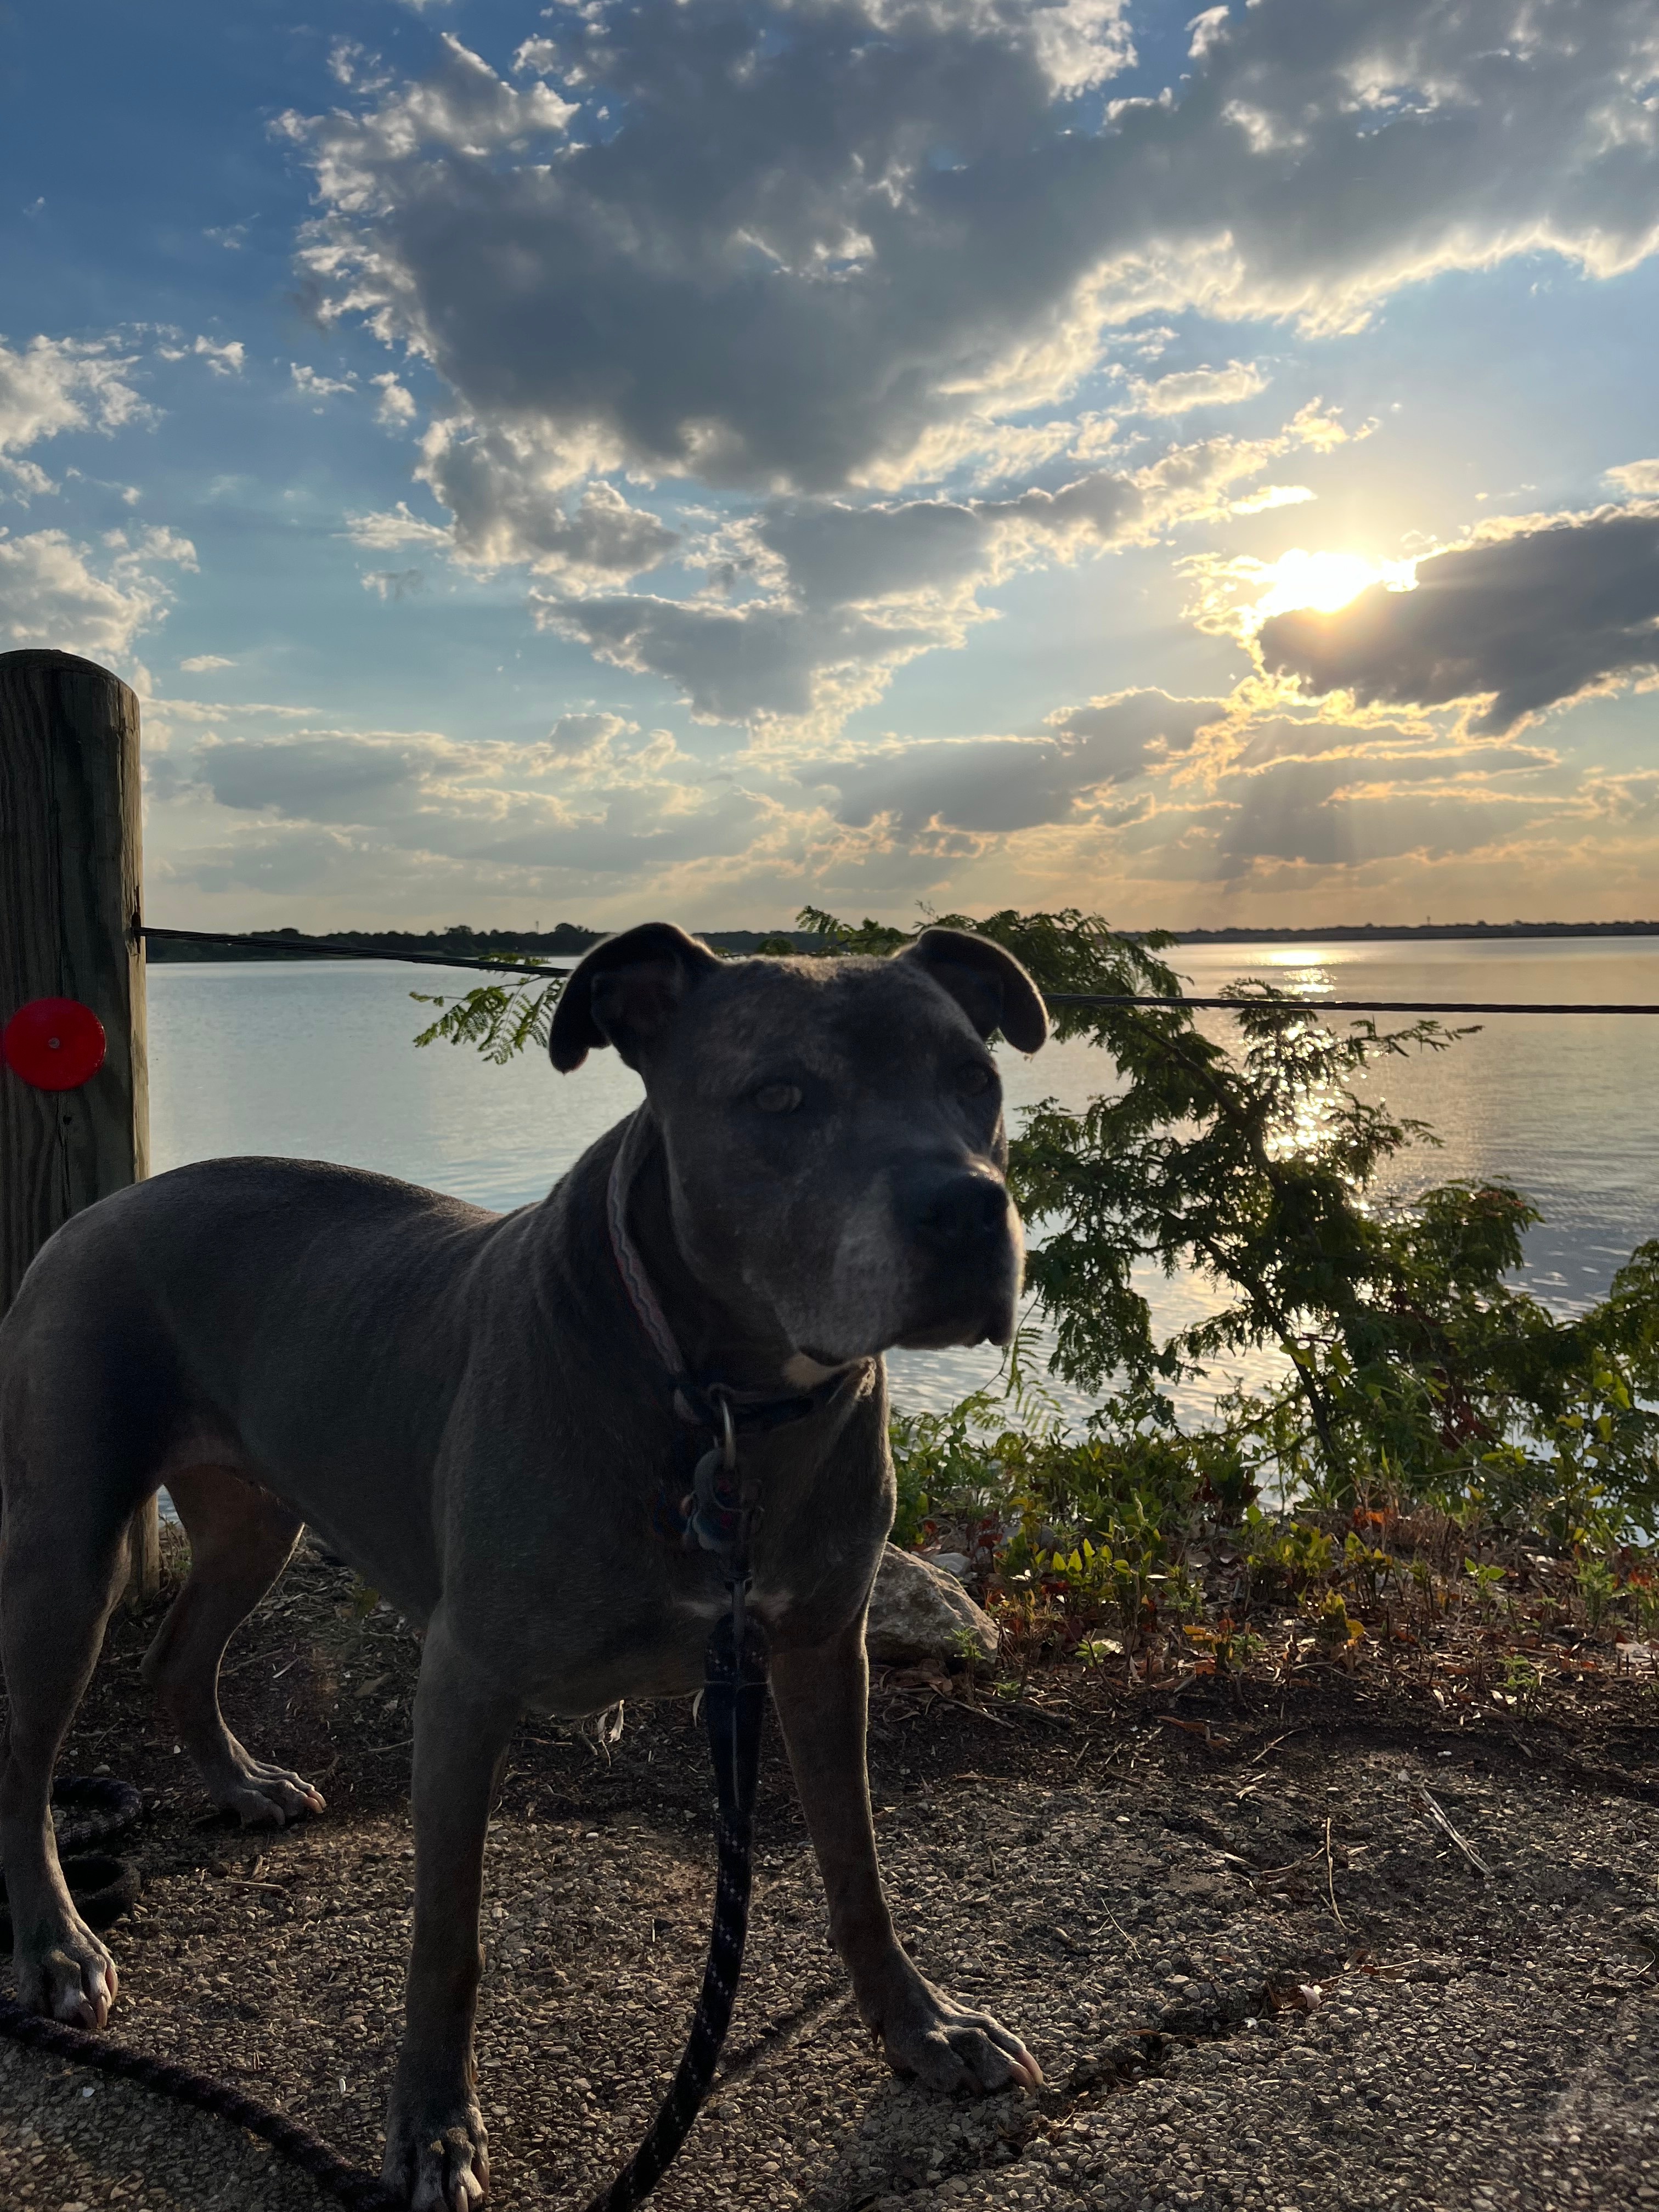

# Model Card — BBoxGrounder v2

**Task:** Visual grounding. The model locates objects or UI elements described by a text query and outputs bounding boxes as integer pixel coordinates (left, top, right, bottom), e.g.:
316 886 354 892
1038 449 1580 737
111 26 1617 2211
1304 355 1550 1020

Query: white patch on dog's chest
781 1351 855 1389
672 1589 729 1622
751 1578 795 1622
672 1576 795 1624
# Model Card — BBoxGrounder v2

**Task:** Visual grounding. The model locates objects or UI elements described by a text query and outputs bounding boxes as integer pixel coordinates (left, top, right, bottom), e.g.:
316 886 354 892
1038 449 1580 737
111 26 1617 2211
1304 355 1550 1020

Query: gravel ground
3 1547 1656 2212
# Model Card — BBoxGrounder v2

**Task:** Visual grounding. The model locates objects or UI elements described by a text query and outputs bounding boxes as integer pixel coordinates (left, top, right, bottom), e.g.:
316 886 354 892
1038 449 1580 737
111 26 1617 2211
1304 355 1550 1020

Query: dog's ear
898 927 1049 1054
549 923 722 1073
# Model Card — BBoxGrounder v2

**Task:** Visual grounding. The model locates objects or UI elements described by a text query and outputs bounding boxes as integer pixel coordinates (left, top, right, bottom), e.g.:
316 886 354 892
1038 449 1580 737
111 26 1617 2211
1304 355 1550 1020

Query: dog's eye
956 1061 995 1097
753 1082 803 1115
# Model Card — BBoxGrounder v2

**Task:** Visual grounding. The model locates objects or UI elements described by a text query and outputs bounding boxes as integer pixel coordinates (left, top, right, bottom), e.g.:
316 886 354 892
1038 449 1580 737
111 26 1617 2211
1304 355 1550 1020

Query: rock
923 1550 973 1582
865 1544 1000 1668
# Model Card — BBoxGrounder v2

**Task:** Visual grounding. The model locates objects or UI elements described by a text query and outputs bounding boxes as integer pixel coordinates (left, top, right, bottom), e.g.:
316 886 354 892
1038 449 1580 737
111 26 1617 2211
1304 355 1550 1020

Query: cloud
0 335 149 494
372 374 417 427
1584 768 1659 829
145 713 764 906
280 33 575 212
153 717 679 827
342 501 452 552
788 690 1558 878
1606 458 1659 497
362 568 425 601
1127 360 1269 415
416 420 678 580
181 732 476 822
783 676 1573 894
1211 749 1559 873
345 420 678 584
193 337 245 377
154 335 246 376
341 415 1335 735
542 410 1351 732
800 691 1213 843
291 363 357 407
179 653 236 672
286 4 1659 496
136 668 1607 927
1259 504 1659 732
545 710 634 761
541 589 949 731
0 524 195 658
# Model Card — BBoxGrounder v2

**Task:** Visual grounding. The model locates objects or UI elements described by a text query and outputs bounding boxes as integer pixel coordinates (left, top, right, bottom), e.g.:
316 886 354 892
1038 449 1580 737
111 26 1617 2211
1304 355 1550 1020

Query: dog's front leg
383 1613 520 2211
770 1615 1041 2094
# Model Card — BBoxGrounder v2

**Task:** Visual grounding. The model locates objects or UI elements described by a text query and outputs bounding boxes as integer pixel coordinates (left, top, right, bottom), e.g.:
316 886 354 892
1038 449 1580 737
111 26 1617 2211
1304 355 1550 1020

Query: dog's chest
665 1563 799 1626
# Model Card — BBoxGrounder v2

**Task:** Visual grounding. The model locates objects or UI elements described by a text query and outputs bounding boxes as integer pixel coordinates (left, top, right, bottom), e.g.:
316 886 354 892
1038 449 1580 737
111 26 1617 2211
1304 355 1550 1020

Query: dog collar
605 1113 687 1381
605 1118 861 1446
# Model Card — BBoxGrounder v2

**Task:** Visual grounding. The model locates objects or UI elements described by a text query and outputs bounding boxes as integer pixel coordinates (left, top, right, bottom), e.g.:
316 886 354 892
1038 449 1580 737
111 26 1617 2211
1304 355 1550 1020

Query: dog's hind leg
139 1466 324 1827
0 1479 138 2028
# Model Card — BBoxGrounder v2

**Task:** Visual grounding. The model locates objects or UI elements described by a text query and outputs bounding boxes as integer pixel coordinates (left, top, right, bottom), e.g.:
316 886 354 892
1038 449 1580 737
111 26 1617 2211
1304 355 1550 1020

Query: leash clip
702 1392 755 1646
687 1392 741 1556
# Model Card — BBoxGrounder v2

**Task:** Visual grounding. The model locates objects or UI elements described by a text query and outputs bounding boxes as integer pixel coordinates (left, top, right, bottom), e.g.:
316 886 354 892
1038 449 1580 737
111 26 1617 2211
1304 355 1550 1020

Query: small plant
1037 1533 1161 1652
1408 1554 1440 1621
1310 1588 1364 1650
1498 1655 1544 1715
1345 1530 1396 1604
1181 1613 1262 1673
1575 1557 1619 1633
1464 1558 1506 1623
1163 1562 1207 1622
1245 1513 1335 1595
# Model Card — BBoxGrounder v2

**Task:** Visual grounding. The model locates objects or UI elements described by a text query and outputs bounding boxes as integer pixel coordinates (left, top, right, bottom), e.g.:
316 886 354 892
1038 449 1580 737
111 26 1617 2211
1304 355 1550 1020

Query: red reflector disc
2 997 108 1091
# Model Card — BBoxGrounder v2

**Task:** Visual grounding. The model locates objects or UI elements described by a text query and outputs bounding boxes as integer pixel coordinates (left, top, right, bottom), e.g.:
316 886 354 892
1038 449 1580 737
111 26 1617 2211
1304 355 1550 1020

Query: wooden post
0 648 157 1600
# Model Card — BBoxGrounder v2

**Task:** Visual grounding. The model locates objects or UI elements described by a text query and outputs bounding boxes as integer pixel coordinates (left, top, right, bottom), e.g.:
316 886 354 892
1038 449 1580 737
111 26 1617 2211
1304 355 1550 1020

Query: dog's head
550 922 1048 1367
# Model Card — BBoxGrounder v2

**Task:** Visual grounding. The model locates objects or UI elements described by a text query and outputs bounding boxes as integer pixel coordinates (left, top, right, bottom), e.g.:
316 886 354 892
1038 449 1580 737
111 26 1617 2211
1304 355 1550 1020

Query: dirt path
4 1548 1656 2212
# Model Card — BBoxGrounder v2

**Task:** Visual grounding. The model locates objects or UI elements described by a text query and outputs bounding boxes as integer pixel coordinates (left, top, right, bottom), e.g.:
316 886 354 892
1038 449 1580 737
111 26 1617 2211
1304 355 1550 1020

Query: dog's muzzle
892 1167 1022 1349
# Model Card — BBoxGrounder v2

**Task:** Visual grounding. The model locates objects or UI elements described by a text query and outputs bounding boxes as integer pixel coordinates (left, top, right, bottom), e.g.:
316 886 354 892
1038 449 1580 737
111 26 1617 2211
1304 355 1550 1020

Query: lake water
148 938 1659 1421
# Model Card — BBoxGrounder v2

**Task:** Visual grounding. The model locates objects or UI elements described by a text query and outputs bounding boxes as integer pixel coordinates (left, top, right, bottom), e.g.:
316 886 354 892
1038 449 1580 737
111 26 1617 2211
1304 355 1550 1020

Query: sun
1251 547 1418 623
1253 549 1383 618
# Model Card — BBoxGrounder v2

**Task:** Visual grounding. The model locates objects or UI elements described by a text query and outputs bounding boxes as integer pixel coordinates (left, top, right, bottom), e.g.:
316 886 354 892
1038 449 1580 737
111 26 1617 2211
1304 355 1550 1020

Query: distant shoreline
143 918 1659 964
1151 919 1659 945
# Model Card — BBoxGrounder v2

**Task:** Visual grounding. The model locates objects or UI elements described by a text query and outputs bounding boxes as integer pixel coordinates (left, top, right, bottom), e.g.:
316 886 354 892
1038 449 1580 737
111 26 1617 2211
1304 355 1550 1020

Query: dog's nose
909 1173 1009 1258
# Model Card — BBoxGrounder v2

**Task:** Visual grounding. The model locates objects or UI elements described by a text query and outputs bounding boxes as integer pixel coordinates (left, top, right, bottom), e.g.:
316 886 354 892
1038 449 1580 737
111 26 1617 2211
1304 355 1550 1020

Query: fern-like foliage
410 970 565 1063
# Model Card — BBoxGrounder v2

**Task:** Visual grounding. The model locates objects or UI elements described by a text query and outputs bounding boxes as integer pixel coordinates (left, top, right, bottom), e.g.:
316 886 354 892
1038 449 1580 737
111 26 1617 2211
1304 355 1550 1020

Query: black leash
0 1777 144 1945
585 1377 771 2211
588 1119 865 2208
2 1131 792 2207
0 1995 405 2210
2 1496 773 2212
585 1601 769 2211
0 1779 404 2210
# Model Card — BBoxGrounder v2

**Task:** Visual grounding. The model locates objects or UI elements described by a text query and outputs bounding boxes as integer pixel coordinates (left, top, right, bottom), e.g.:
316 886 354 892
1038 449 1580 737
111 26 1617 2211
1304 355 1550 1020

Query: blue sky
3 0 1657 932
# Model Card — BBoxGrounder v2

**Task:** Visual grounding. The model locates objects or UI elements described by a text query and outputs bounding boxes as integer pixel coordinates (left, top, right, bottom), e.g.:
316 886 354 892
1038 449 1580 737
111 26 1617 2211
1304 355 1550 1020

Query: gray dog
0 922 1047 2208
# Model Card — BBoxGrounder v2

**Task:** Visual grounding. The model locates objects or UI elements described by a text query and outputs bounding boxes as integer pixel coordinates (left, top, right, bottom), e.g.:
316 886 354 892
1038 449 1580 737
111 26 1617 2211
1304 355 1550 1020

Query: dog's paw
384 2095 489 2211
16 1924 119 2031
211 1754 325 1828
873 1967 1042 2095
